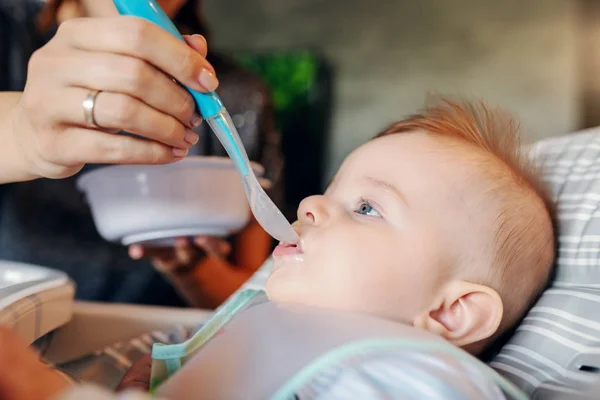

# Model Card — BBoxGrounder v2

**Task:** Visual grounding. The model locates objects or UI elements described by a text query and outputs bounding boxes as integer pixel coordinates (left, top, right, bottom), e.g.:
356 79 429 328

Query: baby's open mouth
273 242 303 257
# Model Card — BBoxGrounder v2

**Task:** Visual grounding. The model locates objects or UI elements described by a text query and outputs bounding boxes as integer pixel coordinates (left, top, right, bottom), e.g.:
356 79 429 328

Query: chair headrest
492 128 600 398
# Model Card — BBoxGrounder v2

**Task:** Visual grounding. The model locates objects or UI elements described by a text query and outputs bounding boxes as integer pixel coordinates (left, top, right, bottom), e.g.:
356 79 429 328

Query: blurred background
200 0 596 215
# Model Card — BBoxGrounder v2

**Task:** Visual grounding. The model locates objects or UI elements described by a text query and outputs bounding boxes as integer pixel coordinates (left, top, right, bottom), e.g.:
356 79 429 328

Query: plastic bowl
76 156 267 246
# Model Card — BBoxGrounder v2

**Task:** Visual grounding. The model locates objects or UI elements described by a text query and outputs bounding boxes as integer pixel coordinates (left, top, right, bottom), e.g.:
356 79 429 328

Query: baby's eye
355 201 380 217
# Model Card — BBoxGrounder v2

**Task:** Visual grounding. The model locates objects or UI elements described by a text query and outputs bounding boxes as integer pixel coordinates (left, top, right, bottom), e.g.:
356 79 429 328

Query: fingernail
190 113 203 128
173 148 189 158
191 34 207 45
184 129 199 145
199 68 219 91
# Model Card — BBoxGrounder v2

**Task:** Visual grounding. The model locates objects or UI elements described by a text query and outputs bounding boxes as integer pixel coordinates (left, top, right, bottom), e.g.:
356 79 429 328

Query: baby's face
266 132 495 323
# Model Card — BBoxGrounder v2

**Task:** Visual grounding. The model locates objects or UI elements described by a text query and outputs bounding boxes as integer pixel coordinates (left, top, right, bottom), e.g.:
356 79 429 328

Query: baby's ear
412 281 503 348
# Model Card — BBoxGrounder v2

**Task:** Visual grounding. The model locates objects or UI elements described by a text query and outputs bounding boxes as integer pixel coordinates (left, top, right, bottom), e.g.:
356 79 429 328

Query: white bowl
76 156 266 246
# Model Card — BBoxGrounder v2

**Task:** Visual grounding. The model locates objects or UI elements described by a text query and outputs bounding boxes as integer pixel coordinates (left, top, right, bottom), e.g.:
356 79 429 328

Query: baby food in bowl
76 156 268 246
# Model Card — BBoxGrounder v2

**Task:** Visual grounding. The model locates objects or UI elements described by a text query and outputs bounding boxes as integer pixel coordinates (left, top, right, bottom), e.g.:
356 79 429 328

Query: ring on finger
82 90 102 128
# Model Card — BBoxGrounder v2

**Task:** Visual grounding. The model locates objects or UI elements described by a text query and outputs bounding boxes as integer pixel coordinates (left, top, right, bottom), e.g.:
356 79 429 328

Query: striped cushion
491 128 600 398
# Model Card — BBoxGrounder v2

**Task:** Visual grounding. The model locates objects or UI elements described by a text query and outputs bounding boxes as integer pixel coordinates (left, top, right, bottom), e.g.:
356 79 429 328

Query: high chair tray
43 301 211 365
0 260 74 344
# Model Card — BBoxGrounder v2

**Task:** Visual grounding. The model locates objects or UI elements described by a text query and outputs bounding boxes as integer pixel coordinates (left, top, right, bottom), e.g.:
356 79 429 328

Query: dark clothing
0 1 283 306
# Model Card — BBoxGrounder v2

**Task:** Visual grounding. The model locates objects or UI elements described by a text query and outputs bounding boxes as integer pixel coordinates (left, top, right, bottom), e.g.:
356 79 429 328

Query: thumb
183 34 208 58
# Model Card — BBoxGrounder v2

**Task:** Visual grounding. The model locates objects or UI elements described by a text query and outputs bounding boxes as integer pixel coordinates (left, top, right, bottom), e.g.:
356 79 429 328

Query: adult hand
10 17 216 179
129 236 232 275
0 326 74 400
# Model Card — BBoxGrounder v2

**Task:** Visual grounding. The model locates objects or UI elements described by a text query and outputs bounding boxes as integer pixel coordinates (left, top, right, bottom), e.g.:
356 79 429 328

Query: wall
204 0 580 184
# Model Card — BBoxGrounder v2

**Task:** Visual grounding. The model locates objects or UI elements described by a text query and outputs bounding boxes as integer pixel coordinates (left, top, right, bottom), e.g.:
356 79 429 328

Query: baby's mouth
273 223 304 257
273 241 303 257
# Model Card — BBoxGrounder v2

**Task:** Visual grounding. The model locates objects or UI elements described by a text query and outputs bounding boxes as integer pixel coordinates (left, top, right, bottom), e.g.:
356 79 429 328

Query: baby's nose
298 195 330 226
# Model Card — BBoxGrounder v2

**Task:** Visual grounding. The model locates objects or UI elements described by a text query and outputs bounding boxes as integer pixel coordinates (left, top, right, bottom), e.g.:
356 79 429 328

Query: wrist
11 116 40 181
0 98 41 183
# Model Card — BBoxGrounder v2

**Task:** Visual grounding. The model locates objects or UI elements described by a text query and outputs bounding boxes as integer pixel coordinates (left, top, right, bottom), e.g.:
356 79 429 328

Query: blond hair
377 98 555 335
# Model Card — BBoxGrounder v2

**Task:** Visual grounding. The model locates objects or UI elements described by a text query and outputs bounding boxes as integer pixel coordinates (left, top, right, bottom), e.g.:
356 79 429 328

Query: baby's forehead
335 133 512 214
340 133 495 182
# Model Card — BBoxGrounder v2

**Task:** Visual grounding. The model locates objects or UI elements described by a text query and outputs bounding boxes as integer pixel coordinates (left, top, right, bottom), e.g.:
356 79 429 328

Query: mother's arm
0 92 40 184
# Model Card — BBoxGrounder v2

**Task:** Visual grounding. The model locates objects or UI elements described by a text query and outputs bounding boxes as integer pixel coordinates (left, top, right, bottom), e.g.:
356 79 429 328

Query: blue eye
356 201 380 217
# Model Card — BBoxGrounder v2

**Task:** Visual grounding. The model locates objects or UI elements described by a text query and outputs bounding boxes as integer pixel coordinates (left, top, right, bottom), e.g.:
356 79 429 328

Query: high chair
0 259 211 366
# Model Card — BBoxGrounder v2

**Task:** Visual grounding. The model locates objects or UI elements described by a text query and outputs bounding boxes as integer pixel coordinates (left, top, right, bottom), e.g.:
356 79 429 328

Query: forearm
164 258 253 309
158 221 272 309
0 92 38 183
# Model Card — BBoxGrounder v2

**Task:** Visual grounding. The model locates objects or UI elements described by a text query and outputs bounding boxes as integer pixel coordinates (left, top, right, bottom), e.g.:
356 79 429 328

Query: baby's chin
265 257 308 303
270 254 305 274
265 263 294 302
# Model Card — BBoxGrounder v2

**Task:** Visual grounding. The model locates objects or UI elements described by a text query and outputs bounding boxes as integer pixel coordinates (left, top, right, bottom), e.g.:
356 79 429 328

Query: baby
6 98 555 400
139 98 555 399
266 98 555 356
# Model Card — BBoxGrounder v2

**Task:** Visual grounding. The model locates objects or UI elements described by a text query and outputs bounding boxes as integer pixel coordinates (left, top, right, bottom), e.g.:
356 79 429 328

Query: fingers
63 51 202 130
174 237 194 265
128 238 205 274
53 87 197 150
129 243 182 273
127 236 233 275
130 238 191 260
16 17 215 180
183 34 208 58
56 17 219 92
131 236 231 261
47 127 183 166
194 236 232 259
90 90 198 149
128 244 173 260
